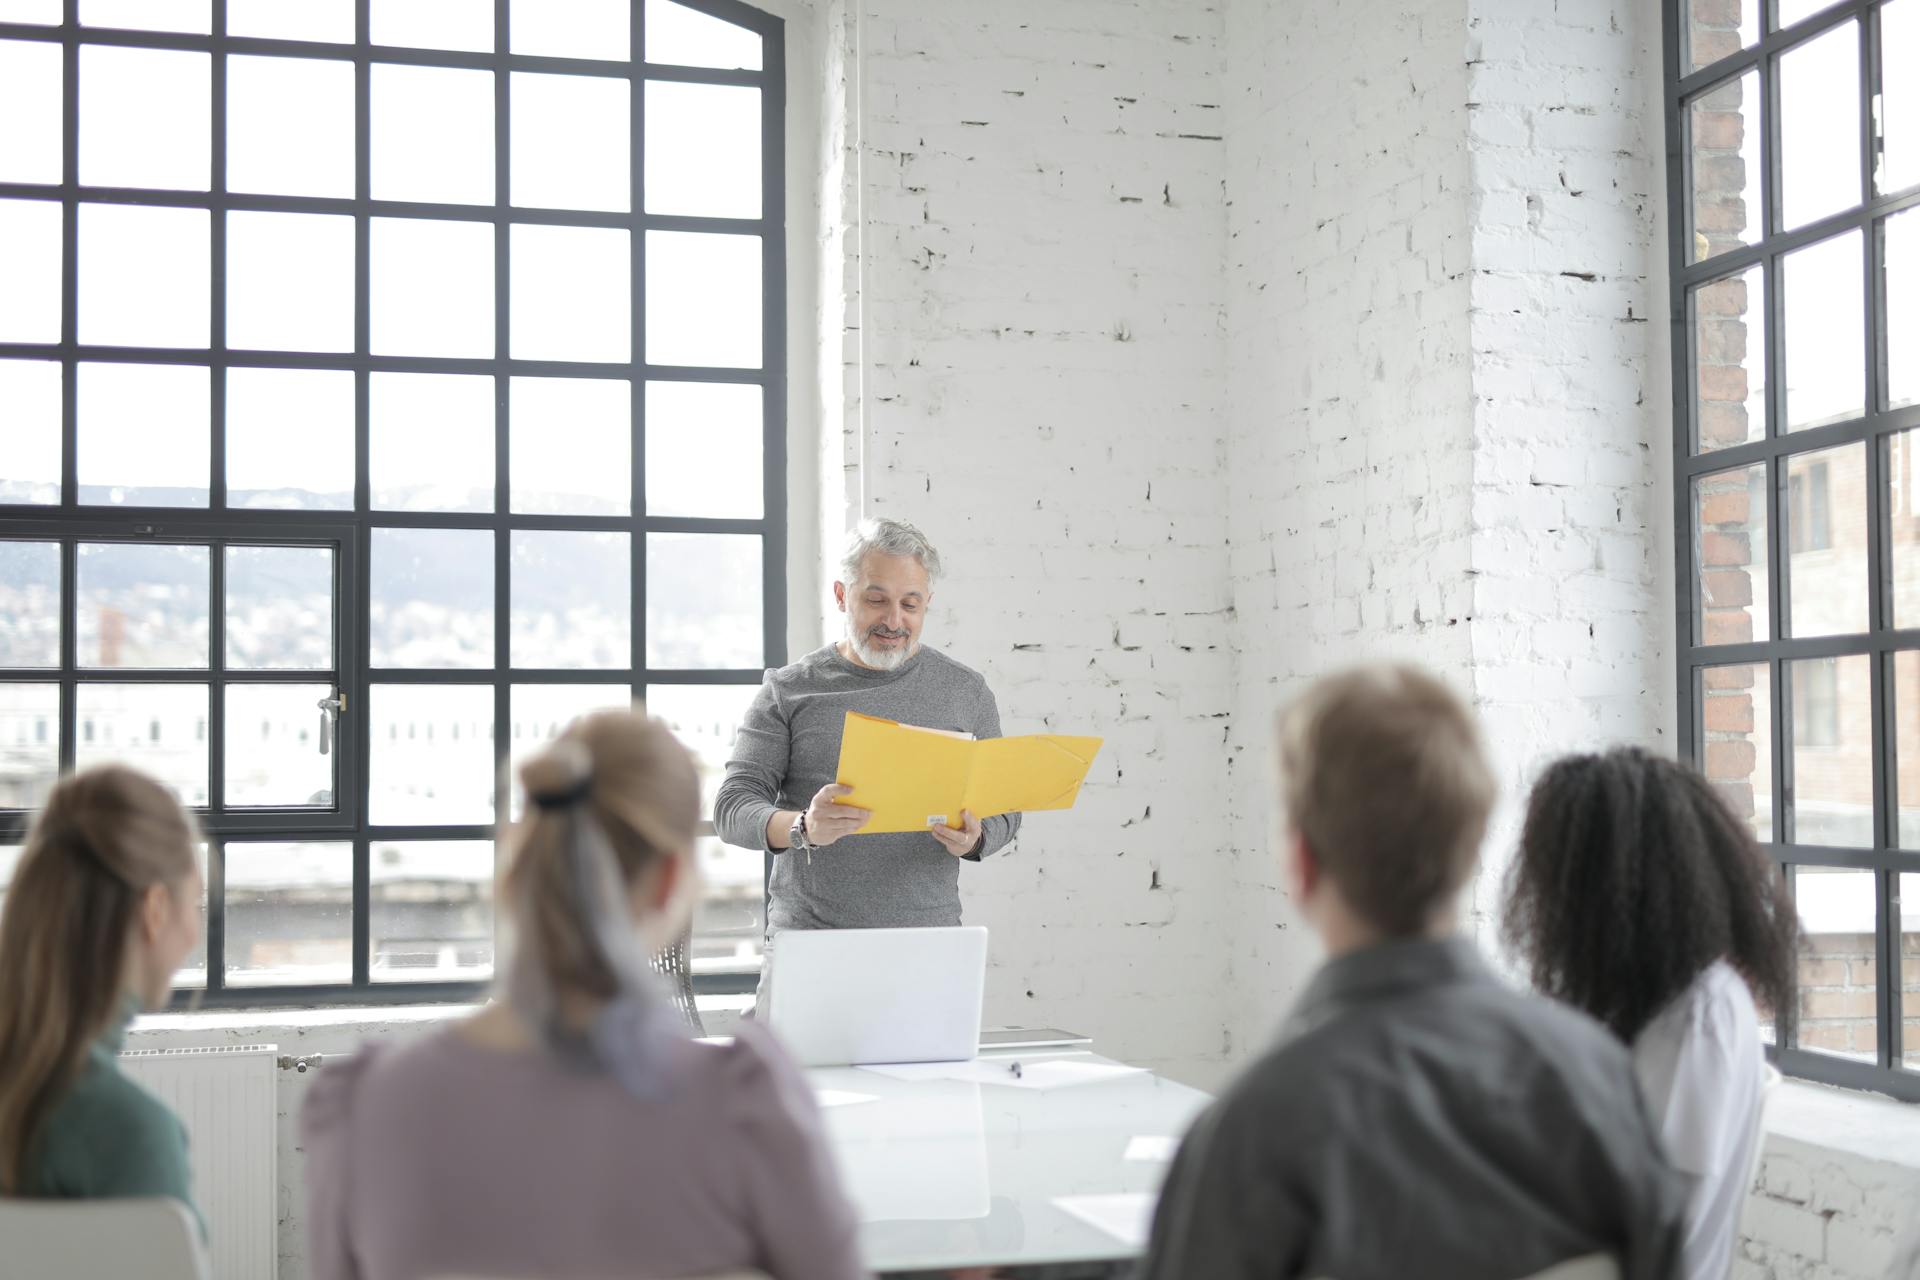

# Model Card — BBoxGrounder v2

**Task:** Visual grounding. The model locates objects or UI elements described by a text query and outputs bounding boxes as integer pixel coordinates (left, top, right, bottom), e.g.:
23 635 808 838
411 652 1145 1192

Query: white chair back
1312 1254 1618 1280
0 1195 210 1280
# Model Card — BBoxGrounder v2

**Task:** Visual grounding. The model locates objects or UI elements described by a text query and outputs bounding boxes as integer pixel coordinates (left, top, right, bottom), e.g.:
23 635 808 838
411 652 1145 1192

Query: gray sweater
713 644 1019 934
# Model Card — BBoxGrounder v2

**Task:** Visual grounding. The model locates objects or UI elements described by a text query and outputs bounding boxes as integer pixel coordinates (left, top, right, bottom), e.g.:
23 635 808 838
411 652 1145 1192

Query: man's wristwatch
788 812 812 855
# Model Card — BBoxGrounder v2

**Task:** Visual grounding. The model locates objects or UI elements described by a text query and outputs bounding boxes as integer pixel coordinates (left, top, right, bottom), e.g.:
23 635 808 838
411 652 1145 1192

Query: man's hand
931 809 984 858
804 783 871 848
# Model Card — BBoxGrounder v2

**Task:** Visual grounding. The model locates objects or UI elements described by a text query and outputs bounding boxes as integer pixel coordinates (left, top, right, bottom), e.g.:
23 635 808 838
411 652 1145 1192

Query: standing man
713 518 1020 1001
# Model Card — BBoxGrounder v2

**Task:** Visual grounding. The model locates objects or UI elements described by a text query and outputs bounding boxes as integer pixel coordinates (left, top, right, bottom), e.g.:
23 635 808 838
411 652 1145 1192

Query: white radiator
120 1044 279 1280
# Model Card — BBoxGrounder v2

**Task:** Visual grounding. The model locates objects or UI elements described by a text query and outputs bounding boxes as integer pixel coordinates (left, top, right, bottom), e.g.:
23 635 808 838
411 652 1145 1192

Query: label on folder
834 712 1103 835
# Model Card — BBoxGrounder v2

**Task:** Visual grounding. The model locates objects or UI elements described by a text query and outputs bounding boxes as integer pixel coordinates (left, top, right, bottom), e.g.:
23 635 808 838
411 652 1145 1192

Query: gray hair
838 517 943 586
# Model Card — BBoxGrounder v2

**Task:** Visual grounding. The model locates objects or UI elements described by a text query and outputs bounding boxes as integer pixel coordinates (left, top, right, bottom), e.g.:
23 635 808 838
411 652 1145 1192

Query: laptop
766 925 988 1067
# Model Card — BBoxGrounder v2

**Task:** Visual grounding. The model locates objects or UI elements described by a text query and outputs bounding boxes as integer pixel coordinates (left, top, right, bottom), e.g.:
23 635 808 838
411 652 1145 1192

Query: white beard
848 622 916 671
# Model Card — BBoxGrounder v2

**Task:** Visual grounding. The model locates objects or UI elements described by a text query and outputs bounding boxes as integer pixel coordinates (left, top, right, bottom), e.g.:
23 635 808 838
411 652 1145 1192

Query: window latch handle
317 693 345 756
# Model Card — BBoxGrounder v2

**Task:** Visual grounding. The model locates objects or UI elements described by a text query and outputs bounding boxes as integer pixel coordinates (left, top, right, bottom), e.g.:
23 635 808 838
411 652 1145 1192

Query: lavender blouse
301 1020 867 1280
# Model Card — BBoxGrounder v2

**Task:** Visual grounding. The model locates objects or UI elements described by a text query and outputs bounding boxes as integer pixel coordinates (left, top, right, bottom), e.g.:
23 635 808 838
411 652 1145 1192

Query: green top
23 1001 201 1234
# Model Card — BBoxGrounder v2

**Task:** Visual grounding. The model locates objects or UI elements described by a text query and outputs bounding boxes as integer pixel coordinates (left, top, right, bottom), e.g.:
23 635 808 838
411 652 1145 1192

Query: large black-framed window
1666 0 1920 1099
0 0 786 1007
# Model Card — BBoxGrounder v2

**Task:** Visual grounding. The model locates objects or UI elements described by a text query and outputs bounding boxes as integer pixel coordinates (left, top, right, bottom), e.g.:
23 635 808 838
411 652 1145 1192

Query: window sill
129 993 756 1047
1768 1079 1920 1172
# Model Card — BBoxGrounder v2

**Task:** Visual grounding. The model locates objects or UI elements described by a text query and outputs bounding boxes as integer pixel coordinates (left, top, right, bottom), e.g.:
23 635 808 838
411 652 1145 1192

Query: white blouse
1631 960 1766 1280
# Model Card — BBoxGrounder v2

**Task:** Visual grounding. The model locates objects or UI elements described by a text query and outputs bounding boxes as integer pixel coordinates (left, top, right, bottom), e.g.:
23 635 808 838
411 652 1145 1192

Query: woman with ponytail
1504 747 1799 1280
0 765 204 1220
302 710 865 1280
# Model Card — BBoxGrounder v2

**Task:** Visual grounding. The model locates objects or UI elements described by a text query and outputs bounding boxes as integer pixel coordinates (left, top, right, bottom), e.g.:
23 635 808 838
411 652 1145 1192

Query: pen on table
1007 1060 1022 1080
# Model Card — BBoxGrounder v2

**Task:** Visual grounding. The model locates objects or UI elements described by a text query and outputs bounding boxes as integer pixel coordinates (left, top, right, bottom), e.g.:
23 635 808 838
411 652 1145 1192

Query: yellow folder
834 711 1104 835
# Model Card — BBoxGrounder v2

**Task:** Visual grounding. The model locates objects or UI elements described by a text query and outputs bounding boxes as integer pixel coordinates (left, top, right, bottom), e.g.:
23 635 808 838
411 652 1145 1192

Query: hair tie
531 774 594 812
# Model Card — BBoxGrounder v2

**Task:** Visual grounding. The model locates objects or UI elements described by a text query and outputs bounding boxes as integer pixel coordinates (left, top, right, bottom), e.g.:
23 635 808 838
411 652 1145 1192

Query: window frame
0 0 787 1008
1665 0 1920 1099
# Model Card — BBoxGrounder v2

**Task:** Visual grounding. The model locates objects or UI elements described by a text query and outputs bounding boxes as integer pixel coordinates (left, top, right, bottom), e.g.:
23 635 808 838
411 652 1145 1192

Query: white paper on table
857 1058 1147 1090
814 1088 879 1108
857 1059 1020 1085
1124 1135 1180 1162
1053 1192 1157 1248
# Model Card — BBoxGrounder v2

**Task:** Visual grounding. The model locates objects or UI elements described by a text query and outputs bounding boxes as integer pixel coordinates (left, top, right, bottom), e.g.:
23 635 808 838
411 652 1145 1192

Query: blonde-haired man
1141 665 1689 1280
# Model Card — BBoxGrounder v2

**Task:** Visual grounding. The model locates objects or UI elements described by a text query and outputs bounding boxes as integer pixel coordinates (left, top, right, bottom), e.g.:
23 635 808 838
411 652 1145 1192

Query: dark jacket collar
1289 936 1496 1034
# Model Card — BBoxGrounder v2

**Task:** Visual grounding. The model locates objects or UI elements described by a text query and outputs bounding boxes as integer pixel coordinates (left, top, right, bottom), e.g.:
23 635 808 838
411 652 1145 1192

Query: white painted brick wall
1220 0 1478 1052
1737 1137 1920 1280
1461 0 1677 937
1217 0 1677 1054
828 0 1238 1089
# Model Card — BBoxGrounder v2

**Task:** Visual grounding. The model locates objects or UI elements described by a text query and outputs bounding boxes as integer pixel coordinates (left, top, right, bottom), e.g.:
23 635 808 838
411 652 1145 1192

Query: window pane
371 527 494 669
509 377 630 515
510 531 630 669
1889 209 1920 412
77 362 210 508
1784 229 1865 431
175 841 207 989
371 0 492 52
0 198 62 343
1687 71 1760 263
371 63 494 205
1780 20 1862 231
81 0 208 32
0 1 59 22
1686 0 1758 71
0 684 60 809
511 0 626 59
509 224 629 363
645 231 760 369
1776 0 1841 26
78 203 211 349
0 40 62 184
510 73 628 212
227 212 355 353
371 218 494 358
1692 265 1765 452
225 683 335 807
368 683 494 824
1788 654 1871 846
1903 873 1919 1071
371 840 495 982
645 382 763 518
227 56 355 199
644 82 760 219
226 545 334 671
75 683 209 806
645 0 761 70
1892 430 1920 627
0 360 61 504
1895 652 1920 846
1785 442 1865 637
1792 865 1878 1062
229 0 353 42
1694 461 1770 645
693 834 761 974
76 542 209 669
645 682 757 820
1701 662 1774 841
646 533 761 669
506 683 631 818
0 846 20 924
223 840 351 986
226 368 355 510
371 372 496 512
78 45 209 190
1884 0 1919 195
0 542 59 668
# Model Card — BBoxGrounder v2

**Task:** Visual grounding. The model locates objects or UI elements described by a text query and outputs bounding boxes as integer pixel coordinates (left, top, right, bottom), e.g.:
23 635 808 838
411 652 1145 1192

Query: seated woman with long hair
0 765 205 1221
302 710 865 1280
1503 747 1798 1280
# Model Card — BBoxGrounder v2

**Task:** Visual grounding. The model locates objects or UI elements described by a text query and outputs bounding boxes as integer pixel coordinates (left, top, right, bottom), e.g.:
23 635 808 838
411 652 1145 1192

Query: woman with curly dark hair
1504 746 1798 1280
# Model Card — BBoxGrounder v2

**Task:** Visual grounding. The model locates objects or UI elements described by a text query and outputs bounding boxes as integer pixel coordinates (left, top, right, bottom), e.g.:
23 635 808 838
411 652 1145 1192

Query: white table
806 1049 1212 1275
